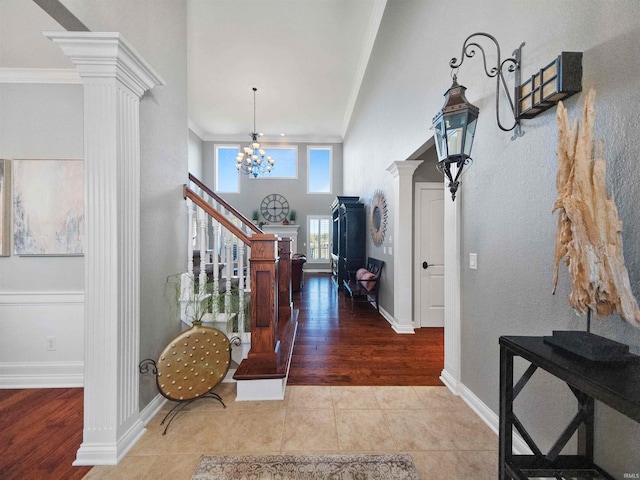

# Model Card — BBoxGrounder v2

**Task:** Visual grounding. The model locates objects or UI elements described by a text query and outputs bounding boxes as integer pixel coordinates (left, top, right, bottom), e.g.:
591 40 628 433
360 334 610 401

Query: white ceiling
187 0 386 143
1 0 385 144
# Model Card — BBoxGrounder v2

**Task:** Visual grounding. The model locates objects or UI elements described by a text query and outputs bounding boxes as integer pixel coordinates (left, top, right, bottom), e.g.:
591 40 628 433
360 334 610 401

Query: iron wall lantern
432 76 479 201
432 32 582 201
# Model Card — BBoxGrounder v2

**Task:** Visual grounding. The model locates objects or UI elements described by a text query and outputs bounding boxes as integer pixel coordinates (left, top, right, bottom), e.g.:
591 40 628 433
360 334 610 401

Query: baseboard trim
379 306 415 334
458 382 532 455
139 393 167 427
439 368 461 395
0 361 84 388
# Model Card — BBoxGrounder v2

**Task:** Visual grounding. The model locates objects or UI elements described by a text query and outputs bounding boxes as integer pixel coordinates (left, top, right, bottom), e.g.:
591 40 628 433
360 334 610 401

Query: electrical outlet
47 336 56 351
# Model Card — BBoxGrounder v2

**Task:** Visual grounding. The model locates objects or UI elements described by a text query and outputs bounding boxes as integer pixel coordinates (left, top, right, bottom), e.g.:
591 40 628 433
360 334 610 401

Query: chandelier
236 87 275 177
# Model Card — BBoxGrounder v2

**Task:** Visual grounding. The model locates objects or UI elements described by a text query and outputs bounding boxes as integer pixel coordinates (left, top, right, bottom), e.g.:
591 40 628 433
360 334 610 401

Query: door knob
422 261 429 269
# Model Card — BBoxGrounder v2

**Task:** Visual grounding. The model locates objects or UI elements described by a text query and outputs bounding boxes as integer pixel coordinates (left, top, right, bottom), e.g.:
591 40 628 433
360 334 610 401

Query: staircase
183 173 298 400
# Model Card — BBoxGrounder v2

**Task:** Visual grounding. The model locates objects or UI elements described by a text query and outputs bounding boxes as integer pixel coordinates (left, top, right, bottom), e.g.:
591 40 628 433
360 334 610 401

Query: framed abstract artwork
0 160 10 256
13 159 84 256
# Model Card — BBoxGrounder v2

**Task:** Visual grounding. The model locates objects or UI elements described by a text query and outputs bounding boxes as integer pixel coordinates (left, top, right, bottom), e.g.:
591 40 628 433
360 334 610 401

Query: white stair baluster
237 240 245 336
245 244 251 292
187 198 194 276
224 229 233 320
211 218 220 313
197 205 207 290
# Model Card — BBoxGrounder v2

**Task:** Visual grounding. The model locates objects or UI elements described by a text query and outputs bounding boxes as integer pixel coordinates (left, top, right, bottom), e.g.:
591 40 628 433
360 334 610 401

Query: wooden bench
343 257 384 314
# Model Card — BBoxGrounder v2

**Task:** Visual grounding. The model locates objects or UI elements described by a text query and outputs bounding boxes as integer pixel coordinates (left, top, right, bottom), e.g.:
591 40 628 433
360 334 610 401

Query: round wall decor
260 193 289 222
370 189 388 247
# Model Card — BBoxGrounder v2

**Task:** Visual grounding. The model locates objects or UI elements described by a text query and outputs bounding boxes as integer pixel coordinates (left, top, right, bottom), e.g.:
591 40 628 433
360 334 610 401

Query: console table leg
579 396 595 462
499 345 514 480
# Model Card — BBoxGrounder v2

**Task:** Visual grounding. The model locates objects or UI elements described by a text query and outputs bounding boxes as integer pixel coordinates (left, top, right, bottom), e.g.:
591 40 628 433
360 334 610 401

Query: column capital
386 160 421 180
43 31 165 97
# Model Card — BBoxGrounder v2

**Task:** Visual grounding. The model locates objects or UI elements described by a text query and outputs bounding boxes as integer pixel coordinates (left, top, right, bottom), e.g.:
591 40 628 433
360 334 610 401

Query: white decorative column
440 187 462 393
386 161 421 334
44 32 165 465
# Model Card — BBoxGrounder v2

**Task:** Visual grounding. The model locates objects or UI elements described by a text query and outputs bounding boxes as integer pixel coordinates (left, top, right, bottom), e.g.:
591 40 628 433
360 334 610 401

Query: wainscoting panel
0 292 84 388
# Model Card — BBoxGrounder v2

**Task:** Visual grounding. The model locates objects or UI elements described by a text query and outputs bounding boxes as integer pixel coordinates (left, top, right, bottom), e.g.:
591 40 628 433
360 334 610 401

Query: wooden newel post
278 237 292 319
248 234 279 368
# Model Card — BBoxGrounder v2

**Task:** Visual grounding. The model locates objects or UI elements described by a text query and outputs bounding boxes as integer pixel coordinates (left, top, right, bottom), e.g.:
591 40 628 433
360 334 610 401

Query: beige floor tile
84 385 501 479
335 409 397 452
331 386 380 409
146 454 202 480
286 385 334 409
82 466 110 480
281 408 339 452
89 455 156 480
447 410 498 450
384 409 457 451
456 450 498 478
410 451 462 480
372 386 424 409
130 410 235 455
412 386 459 410
221 408 286 453
411 450 497 480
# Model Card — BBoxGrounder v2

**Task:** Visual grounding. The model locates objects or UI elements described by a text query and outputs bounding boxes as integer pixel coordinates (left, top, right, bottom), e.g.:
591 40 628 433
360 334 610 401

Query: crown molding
188 119 206 140
0 67 81 84
203 133 343 144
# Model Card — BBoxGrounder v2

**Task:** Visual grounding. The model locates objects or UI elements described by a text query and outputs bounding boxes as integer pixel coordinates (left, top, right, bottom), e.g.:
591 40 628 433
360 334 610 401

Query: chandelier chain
236 87 275 178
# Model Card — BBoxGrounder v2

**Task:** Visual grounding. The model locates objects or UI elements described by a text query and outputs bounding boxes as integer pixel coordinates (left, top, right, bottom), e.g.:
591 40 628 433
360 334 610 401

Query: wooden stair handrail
184 185 252 245
183 180 296 384
188 173 261 234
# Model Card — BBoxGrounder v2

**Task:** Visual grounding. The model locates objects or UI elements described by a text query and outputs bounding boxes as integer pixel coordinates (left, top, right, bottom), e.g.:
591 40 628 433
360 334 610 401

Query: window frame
307 214 332 262
307 145 333 194
214 144 240 193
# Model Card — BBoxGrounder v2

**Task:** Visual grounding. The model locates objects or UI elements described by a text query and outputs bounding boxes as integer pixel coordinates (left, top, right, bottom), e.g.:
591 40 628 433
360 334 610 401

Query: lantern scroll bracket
449 32 525 140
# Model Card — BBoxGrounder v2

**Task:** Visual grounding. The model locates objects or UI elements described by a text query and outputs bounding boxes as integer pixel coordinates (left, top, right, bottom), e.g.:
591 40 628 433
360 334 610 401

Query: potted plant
252 210 259 225
288 210 296 224
165 272 215 326
165 272 250 334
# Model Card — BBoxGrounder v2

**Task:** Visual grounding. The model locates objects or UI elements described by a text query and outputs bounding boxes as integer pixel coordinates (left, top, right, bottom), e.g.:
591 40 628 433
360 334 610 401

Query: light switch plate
470 253 477 270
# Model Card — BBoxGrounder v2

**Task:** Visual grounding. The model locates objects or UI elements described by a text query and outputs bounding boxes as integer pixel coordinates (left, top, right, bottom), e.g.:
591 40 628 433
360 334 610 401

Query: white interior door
414 183 445 327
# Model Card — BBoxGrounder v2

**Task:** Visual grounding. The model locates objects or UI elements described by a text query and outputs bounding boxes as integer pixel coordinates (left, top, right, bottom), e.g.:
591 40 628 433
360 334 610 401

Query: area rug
191 453 420 479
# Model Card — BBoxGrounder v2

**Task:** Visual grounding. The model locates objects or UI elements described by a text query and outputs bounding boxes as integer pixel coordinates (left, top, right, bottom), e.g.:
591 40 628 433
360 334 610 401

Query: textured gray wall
0 84 84 292
61 0 190 409
344 0 640 475
188 129 204 179
202 140 343 270
0 3 83 293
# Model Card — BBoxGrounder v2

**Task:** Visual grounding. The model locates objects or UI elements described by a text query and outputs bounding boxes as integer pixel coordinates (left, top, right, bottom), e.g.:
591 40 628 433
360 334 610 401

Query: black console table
499 335 640 480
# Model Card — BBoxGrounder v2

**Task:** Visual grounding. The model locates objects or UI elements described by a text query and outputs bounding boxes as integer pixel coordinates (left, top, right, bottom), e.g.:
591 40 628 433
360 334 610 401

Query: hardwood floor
288 273 444 386
0 273 443 479
0 388 90 480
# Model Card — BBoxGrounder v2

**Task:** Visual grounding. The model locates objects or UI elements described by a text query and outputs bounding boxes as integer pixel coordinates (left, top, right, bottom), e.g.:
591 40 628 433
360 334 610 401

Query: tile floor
82 384 498 479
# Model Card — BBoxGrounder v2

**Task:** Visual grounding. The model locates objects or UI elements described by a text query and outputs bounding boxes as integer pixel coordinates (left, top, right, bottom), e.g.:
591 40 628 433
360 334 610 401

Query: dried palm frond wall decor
552 89 640 327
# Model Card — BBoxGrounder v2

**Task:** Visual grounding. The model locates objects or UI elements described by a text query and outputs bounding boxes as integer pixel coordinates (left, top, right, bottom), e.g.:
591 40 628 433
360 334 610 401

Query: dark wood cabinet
331 196 365 291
